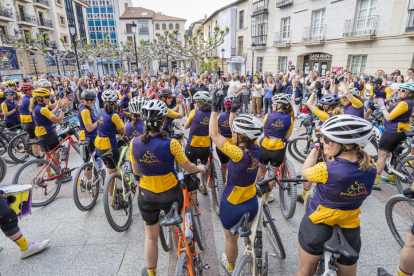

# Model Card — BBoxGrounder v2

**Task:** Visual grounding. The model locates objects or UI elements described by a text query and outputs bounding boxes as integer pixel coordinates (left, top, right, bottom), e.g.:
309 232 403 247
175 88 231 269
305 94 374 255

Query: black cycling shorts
82 142 96 163
96 148 120 169
138 184 184 226
5 120 20 130
298 216 361 266
367 100 377 111
185 145 210 165
379 131 406 153
216 146 230 164
260 147 286 168
38 132 60 153
22 122 36 139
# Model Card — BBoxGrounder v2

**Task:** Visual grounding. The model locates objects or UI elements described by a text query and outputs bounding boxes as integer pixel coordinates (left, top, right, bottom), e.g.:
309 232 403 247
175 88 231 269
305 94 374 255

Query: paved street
0 119 405 276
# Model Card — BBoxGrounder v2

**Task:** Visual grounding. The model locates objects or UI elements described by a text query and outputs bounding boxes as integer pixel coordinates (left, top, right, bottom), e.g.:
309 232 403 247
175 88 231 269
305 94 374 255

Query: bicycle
385 194 414 248
72 139 106 211
160 169 208 276
0 122 21 164
12 128 81 207
228 167 286 275
0 155 7 183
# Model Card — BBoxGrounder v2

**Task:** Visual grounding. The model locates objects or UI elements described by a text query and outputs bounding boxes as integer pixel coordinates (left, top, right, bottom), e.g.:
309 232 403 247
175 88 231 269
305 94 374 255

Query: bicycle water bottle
60 146 67 161
254 229 263 258
184 208 193 239
124 160 131 174
97 157 102 170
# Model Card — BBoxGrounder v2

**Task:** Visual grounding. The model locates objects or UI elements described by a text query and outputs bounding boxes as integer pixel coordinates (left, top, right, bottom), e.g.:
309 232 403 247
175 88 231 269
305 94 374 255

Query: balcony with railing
38 19 53 29
33 0 50 8
406 10 414 33
139 26 149 35
252 35 267 46
342 15 378 39
252 0 269 14
231 47 236 56
276 0 293 8
302 24 326 43
15 13 37 26
273 31 291 47
0 7 14 21
1 35 18 45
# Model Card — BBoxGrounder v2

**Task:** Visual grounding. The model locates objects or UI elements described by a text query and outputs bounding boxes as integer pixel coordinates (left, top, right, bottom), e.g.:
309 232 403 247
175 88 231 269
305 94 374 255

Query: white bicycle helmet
101 89 118 102
128 96 148 114
272 94 291 105
225 95 235 101
38 79 51 88
140 99 168 124
321 115 373 147
232 114 263 140
193 91 212 102
338 87 360 98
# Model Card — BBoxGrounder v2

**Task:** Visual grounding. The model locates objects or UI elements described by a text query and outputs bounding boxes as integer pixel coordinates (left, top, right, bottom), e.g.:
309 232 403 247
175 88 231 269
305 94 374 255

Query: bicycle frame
110 144 134 201
386 153 413 181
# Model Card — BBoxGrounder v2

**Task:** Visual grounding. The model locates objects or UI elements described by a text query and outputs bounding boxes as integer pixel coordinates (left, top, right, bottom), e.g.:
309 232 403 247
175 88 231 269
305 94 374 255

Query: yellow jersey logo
200 117 210 126
220 120 230 128
139 151 161 164
272 119 284 128
247 157 260 171
341 181 369 198
97 116 104 125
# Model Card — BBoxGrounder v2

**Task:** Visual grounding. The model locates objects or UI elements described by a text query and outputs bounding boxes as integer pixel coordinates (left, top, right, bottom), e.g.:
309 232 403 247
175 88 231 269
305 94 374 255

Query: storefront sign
44 54 56 67
226 57 244 63
331 66 343 72
309 54 332 61
289 65 295 70
0 49 19 71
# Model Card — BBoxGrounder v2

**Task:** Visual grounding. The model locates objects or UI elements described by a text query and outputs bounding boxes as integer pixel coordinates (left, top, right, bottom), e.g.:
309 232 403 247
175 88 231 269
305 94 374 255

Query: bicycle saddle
402 129 414 137
160 202 183 226
323 225 359 260
27 140 40 146
100 149 113 158
79 140 90 146
229 212 251 238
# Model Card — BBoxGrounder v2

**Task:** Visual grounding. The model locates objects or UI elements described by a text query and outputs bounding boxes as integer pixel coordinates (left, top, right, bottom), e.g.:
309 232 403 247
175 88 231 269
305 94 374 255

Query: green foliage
199 57 219 73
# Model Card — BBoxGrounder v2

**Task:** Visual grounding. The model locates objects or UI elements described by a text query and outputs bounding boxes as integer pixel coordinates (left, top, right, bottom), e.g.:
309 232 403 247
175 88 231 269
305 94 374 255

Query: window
138 21 149 34
175 23 180 30
126 23 132 33
408 1 414 32
141 12 148 16
349 55 367 74
155 23 160 30
75 3 87 41
61 34 69 45
208 26 211 38
281 17 290 39
127 36 132 41
279 56 287 73
257 57 263 73
251 14 268 45
356 0 377 32
177 33 181 41
58 14 66 27
55 0 63 7
239 11 244 28
312 9 325 36
169 23 173 30
162 23 166 30
238 36 243 55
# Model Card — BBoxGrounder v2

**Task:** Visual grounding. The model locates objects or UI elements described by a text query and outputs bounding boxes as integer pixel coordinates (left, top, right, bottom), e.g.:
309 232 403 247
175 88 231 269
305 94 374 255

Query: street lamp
251 42 256 75
158 51 162 72
131 21 139 74
221 48 225 77
165 45 169 74
30 52 38 79
51 45 61 76
69 23 82 78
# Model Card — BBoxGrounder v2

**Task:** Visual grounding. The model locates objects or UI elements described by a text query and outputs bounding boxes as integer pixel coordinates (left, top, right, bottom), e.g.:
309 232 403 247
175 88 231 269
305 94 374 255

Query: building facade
0 0 89 80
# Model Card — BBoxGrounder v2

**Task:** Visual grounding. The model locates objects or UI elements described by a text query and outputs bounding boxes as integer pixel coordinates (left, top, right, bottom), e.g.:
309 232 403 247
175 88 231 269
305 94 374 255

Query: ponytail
330 105 344 116
237 133 256 165
344 145 376 172
140 119 168 144
131 114 141 128
104 102 115 114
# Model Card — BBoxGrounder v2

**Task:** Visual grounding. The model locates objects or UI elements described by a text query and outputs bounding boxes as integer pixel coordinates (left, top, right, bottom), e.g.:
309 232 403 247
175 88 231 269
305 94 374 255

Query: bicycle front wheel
159 210 173 252
7 132 31 163
190 199 205 251
232 254 254 276
0 131 18 164
73 163 100 211
12 159 61 207
103 173 133 232
385 194 414 248
0 156 7 183
263 204 286 259
395 155 414 194
175 251 195 276
279 159 297 219
210 158 224 216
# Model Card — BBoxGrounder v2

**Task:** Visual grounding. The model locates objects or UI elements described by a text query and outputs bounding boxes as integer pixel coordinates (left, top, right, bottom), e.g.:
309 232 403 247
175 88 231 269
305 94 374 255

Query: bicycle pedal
202 264 210 270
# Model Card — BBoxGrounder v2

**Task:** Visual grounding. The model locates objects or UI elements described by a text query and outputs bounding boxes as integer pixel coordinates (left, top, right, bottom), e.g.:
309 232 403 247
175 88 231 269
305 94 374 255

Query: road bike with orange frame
161 170 210 276
12 130 81 207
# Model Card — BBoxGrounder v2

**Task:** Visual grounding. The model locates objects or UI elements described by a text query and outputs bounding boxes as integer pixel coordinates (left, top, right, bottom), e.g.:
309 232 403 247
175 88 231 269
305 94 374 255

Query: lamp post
251 42 256 75
158 51 162 72
69 23 82 78
131 21 139 74
30 52 38 79
165 45 169 74
221 48 225 77
51 46 61 76
59 58 66 76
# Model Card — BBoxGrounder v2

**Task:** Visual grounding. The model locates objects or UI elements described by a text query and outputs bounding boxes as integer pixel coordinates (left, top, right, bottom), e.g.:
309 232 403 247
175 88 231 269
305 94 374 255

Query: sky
131 0 236 29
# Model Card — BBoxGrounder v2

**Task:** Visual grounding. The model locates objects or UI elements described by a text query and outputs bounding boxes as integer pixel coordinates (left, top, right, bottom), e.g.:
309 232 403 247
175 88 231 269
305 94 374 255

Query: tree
199 57 219 73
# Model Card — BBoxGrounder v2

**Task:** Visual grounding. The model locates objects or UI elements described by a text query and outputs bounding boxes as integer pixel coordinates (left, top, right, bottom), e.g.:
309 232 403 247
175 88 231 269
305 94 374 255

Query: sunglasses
398 89 409 93
84 99 95 102
321 135 332 146
167 95 173 99
5 93 14 97
43 96 50 99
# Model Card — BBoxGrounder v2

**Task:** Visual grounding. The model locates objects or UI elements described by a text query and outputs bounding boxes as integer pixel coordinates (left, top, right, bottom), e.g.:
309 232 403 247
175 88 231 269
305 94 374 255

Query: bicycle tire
7 132 31 163
190 199 205 251
279 159 297 219
0 156 7 183
232 254 254 276
293 137 311 162
287 138 306 163
103 173 133 232
395 155 414 194
12 159 61 207
1 131 18 164
159 211 173 252
210 158 224 216
363 138 379 162
385 194 414 248
302 190 314 216
263 204 286 259
175 251 195 276
73 163 100 211
402 139 411 158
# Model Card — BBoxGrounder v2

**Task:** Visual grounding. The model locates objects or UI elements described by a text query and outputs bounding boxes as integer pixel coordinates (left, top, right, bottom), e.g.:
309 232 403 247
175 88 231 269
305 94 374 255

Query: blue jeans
264 98 273 114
